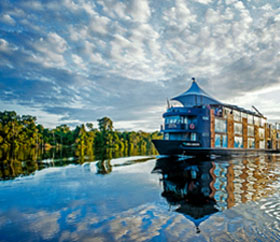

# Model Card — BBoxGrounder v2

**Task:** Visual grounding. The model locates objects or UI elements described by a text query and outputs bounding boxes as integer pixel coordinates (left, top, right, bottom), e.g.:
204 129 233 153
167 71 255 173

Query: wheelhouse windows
165 116 181 124
165 116 188 124
164 133 169 140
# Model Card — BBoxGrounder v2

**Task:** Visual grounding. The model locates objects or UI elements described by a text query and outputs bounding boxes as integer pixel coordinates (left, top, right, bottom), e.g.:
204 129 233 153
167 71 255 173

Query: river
0 150 280 241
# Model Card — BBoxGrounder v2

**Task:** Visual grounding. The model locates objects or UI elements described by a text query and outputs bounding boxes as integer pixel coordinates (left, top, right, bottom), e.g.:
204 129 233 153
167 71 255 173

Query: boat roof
171 78 266 118
211 103 266 118
171 78 221 107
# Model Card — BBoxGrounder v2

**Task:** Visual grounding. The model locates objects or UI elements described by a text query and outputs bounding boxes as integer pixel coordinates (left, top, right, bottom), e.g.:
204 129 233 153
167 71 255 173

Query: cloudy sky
1 0 280 131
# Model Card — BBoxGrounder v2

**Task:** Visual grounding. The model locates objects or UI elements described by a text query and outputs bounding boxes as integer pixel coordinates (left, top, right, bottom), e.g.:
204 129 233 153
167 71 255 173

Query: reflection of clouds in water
59 200 280 241
23 211 60 240
58 203 199 242
1 198 280 241
66 209 81 225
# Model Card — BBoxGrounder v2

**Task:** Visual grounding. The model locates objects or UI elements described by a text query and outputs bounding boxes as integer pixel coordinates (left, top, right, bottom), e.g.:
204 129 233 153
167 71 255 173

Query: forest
0 110 162 159
0 110 163 179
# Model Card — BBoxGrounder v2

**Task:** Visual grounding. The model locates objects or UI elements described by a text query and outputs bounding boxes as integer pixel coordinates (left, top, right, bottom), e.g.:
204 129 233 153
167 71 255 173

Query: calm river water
0 151 280 241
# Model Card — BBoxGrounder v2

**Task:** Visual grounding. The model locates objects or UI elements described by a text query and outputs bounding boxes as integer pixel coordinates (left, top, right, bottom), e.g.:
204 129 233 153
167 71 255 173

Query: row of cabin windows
164 133 197 141
214 135 243 148
165 116 188 124
214 135 266 149
215 119 265 138
217 107 266 126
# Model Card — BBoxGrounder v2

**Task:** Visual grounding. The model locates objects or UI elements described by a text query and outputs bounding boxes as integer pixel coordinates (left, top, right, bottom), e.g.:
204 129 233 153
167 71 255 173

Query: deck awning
171 78 221 107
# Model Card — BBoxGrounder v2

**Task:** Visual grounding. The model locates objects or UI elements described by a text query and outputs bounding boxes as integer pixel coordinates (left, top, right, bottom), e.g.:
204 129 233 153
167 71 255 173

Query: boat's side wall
199 108 212 148
254 124 259 149
210 109 215 148
227 114 234 148
242 117 248 148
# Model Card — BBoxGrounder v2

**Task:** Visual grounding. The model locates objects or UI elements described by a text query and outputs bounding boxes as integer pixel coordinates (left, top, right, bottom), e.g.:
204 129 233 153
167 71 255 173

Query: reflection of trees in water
153 155 280 233
96 160 112 175
0 145 157 180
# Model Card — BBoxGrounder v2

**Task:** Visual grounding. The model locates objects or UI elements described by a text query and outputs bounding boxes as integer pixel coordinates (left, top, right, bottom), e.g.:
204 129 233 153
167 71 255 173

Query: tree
98 117 113 132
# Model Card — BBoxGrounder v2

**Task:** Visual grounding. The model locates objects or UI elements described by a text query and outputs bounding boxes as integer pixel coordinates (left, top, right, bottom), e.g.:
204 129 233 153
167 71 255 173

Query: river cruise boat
152 78 280 156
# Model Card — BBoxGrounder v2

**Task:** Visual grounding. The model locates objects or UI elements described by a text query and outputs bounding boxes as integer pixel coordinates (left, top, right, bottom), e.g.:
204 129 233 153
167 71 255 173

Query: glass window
259 128 265 140
259 140 265 149
215 118 227 133
169 133 181 140
215 134 228 147
164 133 169 140
234 123 242 135
248 138 255 148
165 116 181 124
248 115 253 125
190 133 197 141
223 107 231 118
260 118 266 127
234 136 243 148
241 112 248 120
248 126 254 137
222 135 228 148
233 110 241 122
254 116 260 126
215 134 221 147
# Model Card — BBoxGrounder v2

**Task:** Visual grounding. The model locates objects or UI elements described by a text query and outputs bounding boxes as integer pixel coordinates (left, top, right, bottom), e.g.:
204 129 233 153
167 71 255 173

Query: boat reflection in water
152 157 219 233
153 154 280 234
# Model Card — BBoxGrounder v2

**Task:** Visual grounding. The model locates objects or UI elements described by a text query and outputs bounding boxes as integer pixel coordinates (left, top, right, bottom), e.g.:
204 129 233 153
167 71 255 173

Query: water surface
0 153 280 241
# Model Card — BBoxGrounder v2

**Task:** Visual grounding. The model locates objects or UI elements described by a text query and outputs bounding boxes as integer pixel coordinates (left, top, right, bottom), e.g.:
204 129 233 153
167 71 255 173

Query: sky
0 0 280 131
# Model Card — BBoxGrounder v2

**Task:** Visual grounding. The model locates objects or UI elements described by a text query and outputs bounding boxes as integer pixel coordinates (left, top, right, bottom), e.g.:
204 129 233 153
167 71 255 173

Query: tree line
0 111 162 156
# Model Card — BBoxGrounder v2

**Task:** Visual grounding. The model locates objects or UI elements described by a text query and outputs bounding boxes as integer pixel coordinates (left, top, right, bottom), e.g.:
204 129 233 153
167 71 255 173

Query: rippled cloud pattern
1 0 280 129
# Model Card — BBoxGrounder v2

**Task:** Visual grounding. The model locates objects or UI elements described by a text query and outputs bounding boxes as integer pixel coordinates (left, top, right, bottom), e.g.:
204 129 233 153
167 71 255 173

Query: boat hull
152 139 280 157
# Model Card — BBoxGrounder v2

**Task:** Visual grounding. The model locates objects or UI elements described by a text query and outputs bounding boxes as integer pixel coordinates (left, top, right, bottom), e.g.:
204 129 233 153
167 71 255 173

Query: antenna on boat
167 98 170 109
252 105 264 117
192 77 196 82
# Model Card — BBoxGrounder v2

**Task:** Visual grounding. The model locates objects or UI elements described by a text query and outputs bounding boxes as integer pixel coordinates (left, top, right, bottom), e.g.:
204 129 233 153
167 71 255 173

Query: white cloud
1 0 280 129
48 32 68 53
194 0 214 4
0 14 16 25
72 54 86 70
127 0 151 23
0 39 10 52
89 15 111 35
31 32 68 67
22 0 43 10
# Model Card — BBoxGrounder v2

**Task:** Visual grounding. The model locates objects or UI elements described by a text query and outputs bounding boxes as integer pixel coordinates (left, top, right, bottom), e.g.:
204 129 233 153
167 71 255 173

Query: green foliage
0 111 162 157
